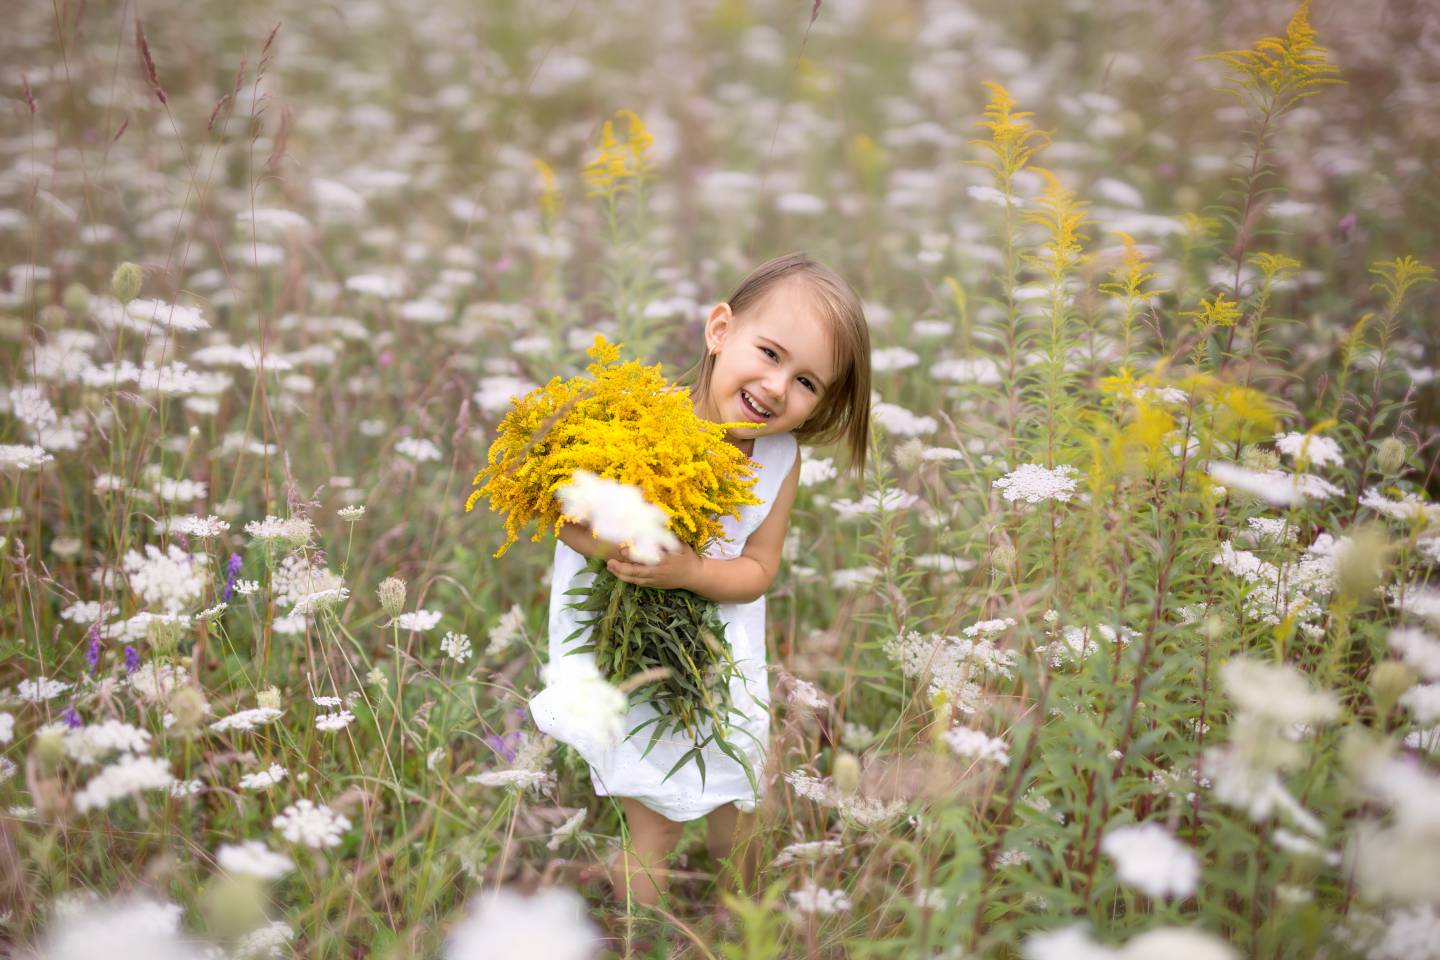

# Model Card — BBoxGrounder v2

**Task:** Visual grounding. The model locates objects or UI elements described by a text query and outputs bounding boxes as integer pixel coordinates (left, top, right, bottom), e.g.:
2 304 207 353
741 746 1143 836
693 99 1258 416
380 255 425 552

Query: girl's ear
704 302 734 354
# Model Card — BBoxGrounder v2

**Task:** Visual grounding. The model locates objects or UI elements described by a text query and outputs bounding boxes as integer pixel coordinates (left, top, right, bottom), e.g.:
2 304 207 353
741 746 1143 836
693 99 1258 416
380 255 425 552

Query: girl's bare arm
556 520 623 562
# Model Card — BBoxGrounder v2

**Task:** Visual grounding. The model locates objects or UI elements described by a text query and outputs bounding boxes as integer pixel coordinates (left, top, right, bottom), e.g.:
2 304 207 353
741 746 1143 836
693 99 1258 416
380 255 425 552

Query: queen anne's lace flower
1099 823 1199 899
944 727 1011 766
557 471 680 565
74 755 175 812
238 764 288 790
396 609 443 632
993 464 1080 504
315 711 356 732
273 799 351 849
1274 432 1343 469
444 886 601 960
16 676 73 702
217 840 295 879
210 707 284 733
789 881 853 914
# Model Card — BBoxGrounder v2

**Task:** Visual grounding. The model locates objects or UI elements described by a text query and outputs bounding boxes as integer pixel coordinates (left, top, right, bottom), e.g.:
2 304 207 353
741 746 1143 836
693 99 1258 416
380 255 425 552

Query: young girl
530 251 872 908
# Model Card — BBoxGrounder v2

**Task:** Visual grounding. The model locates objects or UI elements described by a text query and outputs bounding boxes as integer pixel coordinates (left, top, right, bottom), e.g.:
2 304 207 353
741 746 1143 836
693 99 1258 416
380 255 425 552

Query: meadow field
2 0 1438 956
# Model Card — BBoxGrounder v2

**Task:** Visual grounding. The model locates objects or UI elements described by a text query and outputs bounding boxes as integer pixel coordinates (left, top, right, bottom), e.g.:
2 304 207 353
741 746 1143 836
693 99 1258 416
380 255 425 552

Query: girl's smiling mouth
739 389 775 421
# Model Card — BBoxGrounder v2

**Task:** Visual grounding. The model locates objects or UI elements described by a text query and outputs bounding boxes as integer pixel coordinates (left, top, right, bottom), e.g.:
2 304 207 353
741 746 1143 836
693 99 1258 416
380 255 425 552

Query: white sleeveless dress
529 430 798 822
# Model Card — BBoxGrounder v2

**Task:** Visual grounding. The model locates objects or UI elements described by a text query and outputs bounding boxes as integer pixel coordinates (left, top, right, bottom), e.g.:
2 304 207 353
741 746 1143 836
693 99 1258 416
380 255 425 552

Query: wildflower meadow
2 0 1439 957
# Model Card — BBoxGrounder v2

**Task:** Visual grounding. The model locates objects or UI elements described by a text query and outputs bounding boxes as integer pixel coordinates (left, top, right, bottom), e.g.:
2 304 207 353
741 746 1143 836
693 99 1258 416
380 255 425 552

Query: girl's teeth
743 391 772 417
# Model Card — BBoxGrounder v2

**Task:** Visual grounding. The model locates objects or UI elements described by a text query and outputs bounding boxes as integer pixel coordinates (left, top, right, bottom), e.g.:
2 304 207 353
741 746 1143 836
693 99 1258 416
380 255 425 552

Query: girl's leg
609 797 684 908
705 802 760 891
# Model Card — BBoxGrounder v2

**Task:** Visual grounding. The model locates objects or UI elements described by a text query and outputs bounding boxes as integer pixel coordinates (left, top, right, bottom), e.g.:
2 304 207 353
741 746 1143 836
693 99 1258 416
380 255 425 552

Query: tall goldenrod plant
582 109 668 360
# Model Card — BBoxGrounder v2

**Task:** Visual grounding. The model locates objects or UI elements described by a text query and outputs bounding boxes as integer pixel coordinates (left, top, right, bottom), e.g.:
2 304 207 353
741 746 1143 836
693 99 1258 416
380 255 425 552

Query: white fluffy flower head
557 470 680 565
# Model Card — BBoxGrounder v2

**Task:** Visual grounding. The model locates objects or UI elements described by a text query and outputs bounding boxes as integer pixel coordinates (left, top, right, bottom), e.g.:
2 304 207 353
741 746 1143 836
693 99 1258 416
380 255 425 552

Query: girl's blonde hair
684 252 872 478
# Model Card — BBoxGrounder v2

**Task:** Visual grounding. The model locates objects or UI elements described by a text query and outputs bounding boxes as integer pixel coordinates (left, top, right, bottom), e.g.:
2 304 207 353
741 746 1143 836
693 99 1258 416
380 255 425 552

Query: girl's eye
798 377 816 393
760 346 778 360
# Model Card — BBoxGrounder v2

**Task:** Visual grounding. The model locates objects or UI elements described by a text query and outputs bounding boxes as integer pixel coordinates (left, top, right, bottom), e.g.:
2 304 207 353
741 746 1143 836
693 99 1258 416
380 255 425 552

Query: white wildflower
338 504 366 521
466 768 553 791
546 809 587 850
871 401 938 436
210 707 284 733
395 437 443 462
444 886 601 960
442 631 473 663
1206 462 1342 506
789 881 852 914
1220 658 1339 727
1100 823 1199 900
273 799 352 849
557 470 680 565
123 544 209 614
799 456 837 486
1274 432 1343 469
0 712 12 744
485 604 525 657
63 719 152 764
125 298 209 332
993 464 1080 504
1389 627 1440 680
37 896 199 960
234 920 295 960
16 676 73 702
396 608 443 632
315 711 356 732
944 727 1011 766
74 755 175 812
238 763 288 790
529 656 627 750
772 839 845 867
244 514 314 546
217 840 295 880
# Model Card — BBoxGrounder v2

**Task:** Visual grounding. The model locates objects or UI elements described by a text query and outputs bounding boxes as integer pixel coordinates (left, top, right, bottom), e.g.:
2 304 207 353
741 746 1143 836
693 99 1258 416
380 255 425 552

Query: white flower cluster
1211 536 1345 630
829 487 919 521
485 604 525 657
273 798 352 849
123 543 209 615
1204 658 1338 824
315 710 356 732
74 755 176 812
125 297 210 332
1360 488 1440 525
943 727 1011 766
271 553 344 608
771 839 845 867
531 656 628 750
993 464 1080 505
443 886 600 960
882 627 1017 714
1273 432 1344 469
396 609 443 632
1388 627 1440 680
0 443 55 471
217 840 295 880
1099 823 1199 900
210 707 284 733
238 763 288 790
244 514 315 546
61 719 153 764
1349 757 1440 904
1205 462 1342 507
441 631 473 662
788 880 853 915
396 437 443 462
871 401 938 436
36 896 199 960
782 769 907 830
1022 923 1237 960
556 470 679 565
16 675 73 702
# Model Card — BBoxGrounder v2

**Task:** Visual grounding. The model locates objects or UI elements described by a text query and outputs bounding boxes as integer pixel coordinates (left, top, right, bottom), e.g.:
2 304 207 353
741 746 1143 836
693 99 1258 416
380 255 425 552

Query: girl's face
698 278 838 446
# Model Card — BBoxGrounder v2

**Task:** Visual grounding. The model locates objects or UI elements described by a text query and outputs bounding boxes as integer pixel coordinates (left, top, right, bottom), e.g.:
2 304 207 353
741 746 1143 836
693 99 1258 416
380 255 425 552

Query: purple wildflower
485 731 522 764
222 552 242 602
86 623 102 675
62 705 82 728
124 645 141 672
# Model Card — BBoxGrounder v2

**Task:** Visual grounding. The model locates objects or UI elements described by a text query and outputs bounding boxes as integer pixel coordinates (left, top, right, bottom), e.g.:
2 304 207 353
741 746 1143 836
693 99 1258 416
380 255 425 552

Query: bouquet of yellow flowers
466 336 763 787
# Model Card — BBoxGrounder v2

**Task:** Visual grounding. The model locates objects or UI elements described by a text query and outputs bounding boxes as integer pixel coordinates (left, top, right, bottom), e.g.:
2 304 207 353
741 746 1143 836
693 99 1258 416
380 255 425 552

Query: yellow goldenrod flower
1250 252 1301 284
1101 231 1167 303
1210 384 1279 443
970 81 1048 190
1370 256 1435 316
467 336 761 558
1183 293 1243 329
582 110 656 200
533 158 561 222
1204 0 1342 111
1022 169 1088 278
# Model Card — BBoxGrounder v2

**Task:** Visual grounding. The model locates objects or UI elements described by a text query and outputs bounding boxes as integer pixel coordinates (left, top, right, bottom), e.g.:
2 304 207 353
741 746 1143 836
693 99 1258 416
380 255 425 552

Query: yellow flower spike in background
970 81 1049 193
1022 169 1089 279
533 157 561 223
1204 0 1342 112
1183 292 1243 330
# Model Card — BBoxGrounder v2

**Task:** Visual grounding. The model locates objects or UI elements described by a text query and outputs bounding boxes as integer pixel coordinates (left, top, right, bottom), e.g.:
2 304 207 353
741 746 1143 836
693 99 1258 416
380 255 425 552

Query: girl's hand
606 542 703 591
